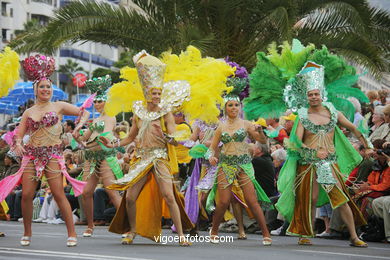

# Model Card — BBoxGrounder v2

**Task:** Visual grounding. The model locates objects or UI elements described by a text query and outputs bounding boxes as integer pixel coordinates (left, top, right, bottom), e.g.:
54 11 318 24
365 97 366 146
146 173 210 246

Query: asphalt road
0 221 389 260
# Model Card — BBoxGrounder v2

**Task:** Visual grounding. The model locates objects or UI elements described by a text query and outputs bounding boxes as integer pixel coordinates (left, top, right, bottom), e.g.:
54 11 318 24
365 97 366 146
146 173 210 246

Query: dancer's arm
13 111 28 155
246 120 267 143
208 124 222 166
337 111 372 149
58 101 90 138
100 117 138 148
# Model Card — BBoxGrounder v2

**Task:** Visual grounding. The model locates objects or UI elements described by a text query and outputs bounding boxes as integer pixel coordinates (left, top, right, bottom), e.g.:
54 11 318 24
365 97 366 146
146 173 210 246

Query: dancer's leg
45 160 76 238
21 162 39 237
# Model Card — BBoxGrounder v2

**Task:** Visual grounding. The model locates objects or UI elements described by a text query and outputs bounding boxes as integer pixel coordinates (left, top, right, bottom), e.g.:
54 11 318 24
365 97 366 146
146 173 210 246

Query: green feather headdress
85 75 112 101
244 39 369 122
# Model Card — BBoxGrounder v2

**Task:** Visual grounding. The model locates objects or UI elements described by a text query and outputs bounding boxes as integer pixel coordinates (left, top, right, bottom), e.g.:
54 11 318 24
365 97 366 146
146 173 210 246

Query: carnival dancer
101 46 234 245
0 54 89 247
180 119 218 231
206 93 272 245
73 75 123 238
244 39 370 247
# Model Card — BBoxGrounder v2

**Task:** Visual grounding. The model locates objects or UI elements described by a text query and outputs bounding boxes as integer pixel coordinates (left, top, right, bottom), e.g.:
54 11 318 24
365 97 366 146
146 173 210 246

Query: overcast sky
368 0 390 11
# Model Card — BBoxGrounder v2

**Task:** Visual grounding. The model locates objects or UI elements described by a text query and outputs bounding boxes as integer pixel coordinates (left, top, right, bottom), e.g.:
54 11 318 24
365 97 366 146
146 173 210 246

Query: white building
1 0 119 102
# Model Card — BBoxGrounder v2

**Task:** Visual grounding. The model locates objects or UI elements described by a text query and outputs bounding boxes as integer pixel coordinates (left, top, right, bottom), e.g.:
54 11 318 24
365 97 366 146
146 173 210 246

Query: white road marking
296 249 390 259
0 247 152 260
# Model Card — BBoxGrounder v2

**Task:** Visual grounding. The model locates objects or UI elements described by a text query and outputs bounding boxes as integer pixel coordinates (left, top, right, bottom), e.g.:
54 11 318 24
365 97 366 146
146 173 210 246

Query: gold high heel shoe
121 232 136 245
350 237 368 248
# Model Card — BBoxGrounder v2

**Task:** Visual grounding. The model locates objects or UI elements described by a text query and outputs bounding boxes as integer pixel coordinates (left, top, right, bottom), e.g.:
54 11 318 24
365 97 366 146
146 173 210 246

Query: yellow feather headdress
0 47 20 97
105 46 234 123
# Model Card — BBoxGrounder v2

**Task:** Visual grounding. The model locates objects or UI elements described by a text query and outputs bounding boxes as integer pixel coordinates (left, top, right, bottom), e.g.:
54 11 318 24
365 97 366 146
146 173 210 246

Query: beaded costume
0 56 86 202
244 40 368 237
181 120 218 224
81 76 123 182
106 46 234 241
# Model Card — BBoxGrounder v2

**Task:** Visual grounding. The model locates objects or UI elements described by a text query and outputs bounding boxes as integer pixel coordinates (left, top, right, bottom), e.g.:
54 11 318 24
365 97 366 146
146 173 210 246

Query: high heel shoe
179 236 192 246
262 237 272 246
237 233 247 240
67 237 77 247
121 232 136 245
209 230 219 244
83 227 94 237
298 237 312 245
350 237 368 248
20 236 31 246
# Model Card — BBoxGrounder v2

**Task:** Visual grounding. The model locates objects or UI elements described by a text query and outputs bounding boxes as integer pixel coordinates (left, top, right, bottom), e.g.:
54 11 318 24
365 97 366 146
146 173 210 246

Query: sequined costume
182 120 218 224
107 108 194 240
82 120 123 181
206 125 272 213
0 112 86 201
276 102 366 237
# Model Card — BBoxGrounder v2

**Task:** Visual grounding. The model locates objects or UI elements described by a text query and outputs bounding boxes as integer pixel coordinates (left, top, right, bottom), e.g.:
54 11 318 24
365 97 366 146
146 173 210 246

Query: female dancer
0 55 89 246
182 120 218 230
74 76 123 237
207 98 272 245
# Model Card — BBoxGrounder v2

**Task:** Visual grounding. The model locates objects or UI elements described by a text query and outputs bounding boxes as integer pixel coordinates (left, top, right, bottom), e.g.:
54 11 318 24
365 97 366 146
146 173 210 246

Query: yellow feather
0 47 20 97
105 46 234 122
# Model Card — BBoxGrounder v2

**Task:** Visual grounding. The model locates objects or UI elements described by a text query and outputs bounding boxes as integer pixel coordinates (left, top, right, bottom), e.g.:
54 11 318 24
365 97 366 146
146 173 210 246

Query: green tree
58 59 87 101
9 0 390 76
92 67 120 83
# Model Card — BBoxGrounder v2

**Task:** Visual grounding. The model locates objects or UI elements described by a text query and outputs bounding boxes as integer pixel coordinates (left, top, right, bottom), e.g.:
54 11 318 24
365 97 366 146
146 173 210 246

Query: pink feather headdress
22 54 55 83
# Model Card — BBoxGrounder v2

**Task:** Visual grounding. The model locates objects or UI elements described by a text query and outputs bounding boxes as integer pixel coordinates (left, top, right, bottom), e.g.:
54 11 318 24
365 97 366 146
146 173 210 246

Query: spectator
353 141 390 220
372 195 390 243
252 142 277 197
282 113 296 136
369 106 387 142
378 90 389 106
265 118 288 145
348 97 364 127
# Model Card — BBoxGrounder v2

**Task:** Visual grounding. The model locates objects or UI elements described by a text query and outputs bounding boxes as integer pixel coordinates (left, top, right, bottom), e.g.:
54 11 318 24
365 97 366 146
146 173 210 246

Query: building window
2 29 7 42
1 2 7 16
32 0 53 5
10 8 13 17
27 0 30 4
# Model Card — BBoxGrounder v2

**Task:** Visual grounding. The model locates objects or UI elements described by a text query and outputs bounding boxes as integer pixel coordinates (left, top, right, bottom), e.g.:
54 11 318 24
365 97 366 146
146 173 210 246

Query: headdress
223 58 249 103
22 54 55 84
244 39 369 122
105 46 234 123
134 51 166 101
85 75 112 101
284 61 328 112
0 47 20 97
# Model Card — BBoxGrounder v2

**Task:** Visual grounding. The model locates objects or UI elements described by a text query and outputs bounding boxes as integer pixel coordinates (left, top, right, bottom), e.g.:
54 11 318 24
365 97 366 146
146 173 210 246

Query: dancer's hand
209 156 218 166
72 125 82 139
99 136 113 148
13 144 25 156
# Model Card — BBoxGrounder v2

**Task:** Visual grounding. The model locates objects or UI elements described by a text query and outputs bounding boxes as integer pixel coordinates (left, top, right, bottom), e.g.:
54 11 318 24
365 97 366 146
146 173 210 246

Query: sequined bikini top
221 128 247 144
89 121 105 133
27 111 60 132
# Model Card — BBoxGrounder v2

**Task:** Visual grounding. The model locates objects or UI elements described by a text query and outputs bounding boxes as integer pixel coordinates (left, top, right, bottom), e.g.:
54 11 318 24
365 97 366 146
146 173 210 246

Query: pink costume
0 111 86 201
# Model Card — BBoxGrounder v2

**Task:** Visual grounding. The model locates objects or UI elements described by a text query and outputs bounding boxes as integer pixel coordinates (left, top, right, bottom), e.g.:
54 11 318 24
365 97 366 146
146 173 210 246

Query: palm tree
58 59 86 101
9 0 390 76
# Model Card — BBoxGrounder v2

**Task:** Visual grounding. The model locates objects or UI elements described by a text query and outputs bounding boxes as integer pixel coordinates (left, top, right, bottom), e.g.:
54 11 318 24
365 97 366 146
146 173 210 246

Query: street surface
0 221 389 260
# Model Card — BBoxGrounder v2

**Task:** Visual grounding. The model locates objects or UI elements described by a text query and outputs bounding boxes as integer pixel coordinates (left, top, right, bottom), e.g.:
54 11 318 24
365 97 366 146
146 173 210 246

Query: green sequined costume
83 121 123 180
206 128 272 212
